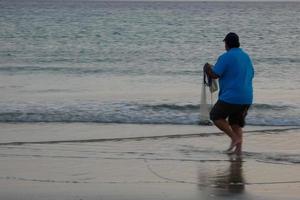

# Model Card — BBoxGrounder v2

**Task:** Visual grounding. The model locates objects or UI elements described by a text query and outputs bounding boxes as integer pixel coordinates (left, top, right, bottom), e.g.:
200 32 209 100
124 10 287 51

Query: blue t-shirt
212 48 254 104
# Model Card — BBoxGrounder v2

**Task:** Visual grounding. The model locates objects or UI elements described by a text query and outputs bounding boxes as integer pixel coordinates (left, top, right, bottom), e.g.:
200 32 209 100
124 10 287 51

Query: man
204 32 254 155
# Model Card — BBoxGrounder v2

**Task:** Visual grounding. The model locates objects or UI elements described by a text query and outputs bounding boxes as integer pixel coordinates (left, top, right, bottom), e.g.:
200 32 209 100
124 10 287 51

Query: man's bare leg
213 119 241 151
231 125 243 154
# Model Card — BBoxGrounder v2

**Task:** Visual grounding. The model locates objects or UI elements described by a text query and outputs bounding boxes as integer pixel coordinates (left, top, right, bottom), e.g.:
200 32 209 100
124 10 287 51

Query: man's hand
203 63 219 79
203 63 212 72
204 63 212 68
203 63 212 74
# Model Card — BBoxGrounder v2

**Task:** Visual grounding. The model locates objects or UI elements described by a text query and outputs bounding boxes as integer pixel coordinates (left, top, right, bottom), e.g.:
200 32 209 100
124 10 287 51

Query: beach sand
0 123 299 200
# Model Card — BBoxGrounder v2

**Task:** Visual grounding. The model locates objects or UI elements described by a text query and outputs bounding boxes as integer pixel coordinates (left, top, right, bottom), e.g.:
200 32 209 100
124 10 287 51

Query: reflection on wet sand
214 155 245 194
198 155 245 199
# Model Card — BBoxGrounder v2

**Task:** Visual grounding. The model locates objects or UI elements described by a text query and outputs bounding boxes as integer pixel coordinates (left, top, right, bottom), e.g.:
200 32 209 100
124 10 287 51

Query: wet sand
0 123 299 200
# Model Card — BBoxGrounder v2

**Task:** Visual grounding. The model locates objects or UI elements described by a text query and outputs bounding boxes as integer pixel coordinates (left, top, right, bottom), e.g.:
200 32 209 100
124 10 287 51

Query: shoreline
0 123 299 199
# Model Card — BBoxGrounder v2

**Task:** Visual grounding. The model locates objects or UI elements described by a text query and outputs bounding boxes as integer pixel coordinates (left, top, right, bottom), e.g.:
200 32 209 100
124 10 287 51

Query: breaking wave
0 102 299 126
0 65 201 76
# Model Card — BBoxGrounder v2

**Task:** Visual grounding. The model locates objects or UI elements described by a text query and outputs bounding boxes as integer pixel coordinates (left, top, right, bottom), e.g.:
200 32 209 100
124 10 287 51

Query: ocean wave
0 66 114 75
244 152 300 165
0 65 201 76
0 102 299 126
251 103 293 111
254 57 300 65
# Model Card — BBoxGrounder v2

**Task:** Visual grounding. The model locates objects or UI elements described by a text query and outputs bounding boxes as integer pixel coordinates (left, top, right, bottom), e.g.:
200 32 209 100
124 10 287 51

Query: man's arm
203 63 219 79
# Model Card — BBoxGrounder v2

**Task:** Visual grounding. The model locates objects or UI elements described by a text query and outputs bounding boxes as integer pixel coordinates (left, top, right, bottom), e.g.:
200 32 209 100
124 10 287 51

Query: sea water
0 0 300 126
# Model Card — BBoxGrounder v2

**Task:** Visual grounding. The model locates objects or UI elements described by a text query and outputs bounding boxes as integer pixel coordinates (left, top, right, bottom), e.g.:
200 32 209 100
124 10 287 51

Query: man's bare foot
233 142 242 155
225 142 242 155
226 141 235 152
225 148 242 155
226 139 241 152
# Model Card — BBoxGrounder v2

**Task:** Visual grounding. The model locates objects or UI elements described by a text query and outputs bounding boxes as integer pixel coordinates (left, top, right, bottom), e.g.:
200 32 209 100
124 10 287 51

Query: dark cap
223 32 240 48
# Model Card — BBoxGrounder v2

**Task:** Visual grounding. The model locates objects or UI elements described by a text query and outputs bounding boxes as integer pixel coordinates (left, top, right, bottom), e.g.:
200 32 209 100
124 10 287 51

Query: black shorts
210 100 250 127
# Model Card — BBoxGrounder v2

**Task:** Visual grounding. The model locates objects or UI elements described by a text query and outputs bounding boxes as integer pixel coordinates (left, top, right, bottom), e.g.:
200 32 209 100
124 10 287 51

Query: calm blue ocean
0 0 299 126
